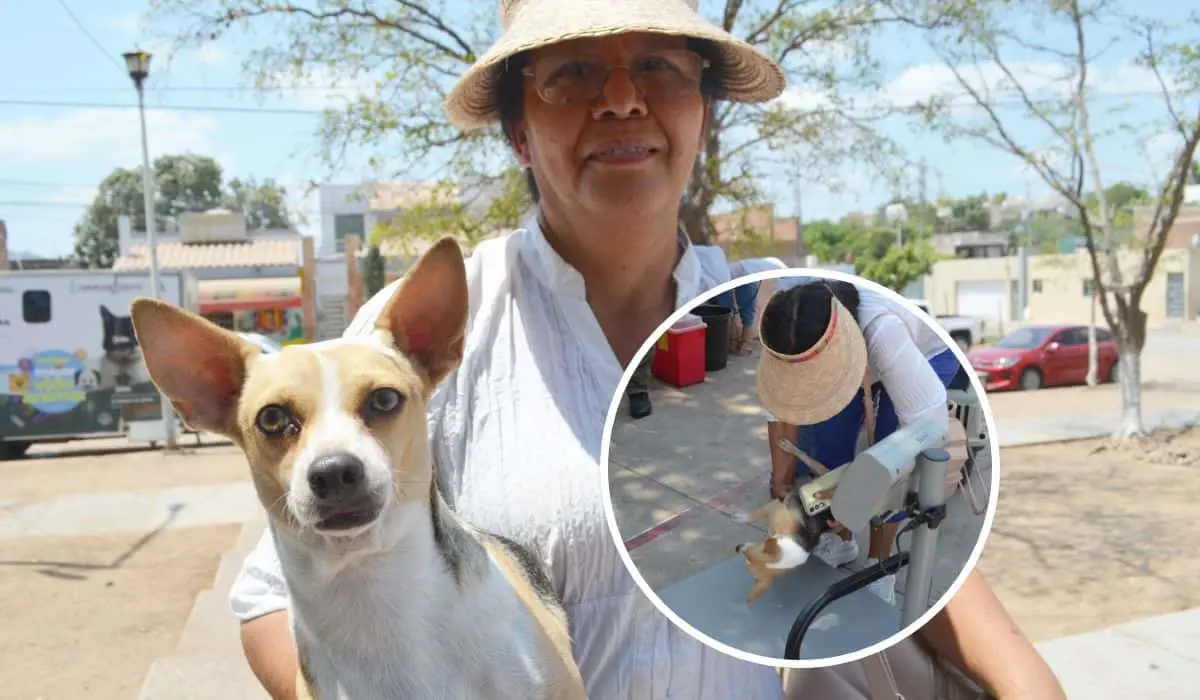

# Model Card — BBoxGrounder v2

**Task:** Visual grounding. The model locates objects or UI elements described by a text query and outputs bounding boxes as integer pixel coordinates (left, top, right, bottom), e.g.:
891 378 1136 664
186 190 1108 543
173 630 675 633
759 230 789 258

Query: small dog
98 305 149 388
129 238 586 700
733 488 832 604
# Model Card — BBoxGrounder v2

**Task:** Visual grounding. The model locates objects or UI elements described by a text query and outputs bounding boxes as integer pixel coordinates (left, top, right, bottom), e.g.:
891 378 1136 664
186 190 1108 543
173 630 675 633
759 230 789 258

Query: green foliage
146 0 967 246
372 171 531 249
803 216 937 291
225 177 295 230
856 239 940 292
363 244 386 297
71 154 294 269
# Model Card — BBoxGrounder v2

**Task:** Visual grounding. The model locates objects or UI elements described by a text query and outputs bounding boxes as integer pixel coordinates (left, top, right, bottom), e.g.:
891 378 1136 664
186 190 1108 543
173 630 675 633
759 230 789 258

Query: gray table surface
656 555 902 661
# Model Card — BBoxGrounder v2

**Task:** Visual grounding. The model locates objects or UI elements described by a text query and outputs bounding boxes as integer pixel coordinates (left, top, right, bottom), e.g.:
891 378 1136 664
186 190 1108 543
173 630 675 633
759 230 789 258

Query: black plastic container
693 303 733 372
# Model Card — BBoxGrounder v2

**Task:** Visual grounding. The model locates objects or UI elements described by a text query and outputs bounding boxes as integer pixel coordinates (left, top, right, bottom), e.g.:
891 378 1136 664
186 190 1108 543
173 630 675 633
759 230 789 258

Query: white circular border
599 266 1004 670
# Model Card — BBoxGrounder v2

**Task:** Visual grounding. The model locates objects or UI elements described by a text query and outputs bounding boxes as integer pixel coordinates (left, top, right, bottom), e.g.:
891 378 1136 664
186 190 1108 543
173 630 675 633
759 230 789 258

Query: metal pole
136 84 178 450
901 448 950 628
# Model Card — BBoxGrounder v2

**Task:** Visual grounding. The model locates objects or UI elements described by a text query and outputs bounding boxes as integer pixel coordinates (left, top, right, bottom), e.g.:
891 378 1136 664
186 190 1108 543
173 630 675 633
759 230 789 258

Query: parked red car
968 324 1119 391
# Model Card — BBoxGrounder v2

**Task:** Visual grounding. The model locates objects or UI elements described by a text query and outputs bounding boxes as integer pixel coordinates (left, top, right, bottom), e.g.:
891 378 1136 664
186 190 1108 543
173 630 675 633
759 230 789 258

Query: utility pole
795 186 805 263
124 49 178 451
1017 181 1030 324
916 159 928 298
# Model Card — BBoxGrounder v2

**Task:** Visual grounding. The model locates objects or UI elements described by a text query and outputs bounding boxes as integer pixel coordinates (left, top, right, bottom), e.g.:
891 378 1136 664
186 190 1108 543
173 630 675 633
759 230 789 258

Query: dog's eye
364 388 404 418
256 404 293 436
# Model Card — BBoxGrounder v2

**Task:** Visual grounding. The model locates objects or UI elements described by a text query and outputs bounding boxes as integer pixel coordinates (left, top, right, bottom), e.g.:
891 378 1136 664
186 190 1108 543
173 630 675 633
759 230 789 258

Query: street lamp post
123 49 178 450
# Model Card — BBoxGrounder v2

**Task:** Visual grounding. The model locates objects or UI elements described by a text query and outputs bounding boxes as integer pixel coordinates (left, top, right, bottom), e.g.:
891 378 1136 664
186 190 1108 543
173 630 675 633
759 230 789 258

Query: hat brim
756 297 868 426
443 0 786 130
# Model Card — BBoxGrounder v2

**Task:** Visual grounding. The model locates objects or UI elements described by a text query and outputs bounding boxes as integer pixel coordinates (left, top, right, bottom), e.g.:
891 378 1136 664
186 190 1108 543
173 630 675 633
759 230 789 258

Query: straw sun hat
443 0 787 130
756 296 869 426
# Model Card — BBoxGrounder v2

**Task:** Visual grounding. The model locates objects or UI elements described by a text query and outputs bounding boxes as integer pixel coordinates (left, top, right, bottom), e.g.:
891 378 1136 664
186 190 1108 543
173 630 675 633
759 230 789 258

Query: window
1057 328 1088 346
1095 328 1113 342
1032 279 1044 293
1082 279 1095 297
22 290 51 324
334 214 366 252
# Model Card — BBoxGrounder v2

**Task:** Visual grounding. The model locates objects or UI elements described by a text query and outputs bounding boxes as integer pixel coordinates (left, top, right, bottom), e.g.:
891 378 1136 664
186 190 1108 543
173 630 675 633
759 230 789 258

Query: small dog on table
129 238 586 700
733 465 838 605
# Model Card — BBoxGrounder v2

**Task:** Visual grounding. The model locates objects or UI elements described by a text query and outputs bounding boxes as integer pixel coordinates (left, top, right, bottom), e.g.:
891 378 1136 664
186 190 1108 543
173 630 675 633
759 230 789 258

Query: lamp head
123 50 152 86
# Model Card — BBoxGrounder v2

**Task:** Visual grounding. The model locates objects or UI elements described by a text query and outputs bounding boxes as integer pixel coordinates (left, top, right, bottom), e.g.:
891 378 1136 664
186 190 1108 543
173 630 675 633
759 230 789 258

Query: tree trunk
679 199 712 244
1114 303 1148 438
1085 293 1098 386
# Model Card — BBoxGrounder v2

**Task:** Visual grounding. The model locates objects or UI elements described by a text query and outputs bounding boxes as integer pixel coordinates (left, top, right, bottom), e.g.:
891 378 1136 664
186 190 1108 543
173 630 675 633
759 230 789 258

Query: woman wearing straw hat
228 0 1062 698
757 278 961 604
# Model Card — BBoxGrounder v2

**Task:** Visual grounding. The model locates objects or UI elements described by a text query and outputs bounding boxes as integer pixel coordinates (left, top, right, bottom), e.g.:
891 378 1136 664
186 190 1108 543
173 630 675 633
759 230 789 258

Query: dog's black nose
308 453 366 502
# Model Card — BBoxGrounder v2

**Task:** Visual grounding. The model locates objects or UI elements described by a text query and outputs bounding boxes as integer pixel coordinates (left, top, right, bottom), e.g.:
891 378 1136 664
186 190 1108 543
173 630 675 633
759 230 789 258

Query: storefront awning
198 277 302 313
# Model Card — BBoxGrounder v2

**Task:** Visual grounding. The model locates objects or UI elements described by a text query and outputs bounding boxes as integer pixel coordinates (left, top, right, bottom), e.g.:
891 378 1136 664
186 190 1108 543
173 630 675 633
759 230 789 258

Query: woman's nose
591 67 648 120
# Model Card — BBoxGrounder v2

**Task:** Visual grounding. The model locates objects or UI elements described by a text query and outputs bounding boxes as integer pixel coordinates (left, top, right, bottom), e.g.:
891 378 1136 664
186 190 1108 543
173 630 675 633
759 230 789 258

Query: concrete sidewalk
0 483 259 539
997 405 1200 448
1035 607 1200 699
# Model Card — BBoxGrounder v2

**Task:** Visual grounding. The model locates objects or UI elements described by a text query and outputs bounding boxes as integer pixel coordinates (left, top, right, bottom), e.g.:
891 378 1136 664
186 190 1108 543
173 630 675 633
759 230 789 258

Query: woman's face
511 32 708 225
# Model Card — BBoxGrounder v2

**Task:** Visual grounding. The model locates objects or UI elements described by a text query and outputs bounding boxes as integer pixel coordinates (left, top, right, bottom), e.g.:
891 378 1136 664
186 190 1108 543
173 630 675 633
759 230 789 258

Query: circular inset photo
602 268 999 667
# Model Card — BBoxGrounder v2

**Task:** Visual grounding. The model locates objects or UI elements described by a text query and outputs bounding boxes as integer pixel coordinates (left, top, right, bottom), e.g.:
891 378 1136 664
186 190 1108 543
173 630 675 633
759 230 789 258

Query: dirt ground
1 440 248 503
0 524 239 700
981 425 1200 642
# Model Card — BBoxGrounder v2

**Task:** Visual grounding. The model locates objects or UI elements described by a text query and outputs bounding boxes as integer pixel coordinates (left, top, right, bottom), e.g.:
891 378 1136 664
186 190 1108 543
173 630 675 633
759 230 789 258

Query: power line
0 200 91 208
0 98 325 116
53 0 126 76
0 178 95 188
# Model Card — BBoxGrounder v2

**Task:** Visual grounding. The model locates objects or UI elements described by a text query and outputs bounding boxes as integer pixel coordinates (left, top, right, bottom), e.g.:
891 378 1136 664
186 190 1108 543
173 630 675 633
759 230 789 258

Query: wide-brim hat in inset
444 0 787 131
756 296 868 426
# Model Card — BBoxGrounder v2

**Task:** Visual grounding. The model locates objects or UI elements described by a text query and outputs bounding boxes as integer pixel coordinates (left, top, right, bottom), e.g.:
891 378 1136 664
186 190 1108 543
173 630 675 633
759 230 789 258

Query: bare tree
913 0 1200 438
146 0 962 245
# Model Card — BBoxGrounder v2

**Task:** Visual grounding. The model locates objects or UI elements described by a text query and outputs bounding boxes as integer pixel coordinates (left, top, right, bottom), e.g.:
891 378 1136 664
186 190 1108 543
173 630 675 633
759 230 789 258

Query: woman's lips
588 144 659 165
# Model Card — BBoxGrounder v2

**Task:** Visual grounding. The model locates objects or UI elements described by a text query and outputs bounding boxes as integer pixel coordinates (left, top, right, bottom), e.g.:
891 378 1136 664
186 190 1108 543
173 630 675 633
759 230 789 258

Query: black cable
783 551 911 660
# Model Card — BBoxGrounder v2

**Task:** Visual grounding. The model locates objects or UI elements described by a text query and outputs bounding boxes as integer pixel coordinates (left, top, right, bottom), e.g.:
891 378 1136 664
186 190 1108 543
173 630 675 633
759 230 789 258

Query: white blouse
228 216 786 699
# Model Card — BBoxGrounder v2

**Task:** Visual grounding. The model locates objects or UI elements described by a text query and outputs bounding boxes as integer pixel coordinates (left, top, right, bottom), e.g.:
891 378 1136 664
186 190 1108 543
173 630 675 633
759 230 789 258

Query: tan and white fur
733 489 830 604
129 238 586 700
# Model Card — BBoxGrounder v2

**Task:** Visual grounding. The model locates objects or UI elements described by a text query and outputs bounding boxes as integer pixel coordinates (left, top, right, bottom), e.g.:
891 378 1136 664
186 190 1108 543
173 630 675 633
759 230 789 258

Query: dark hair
492 38 726 203
760 280 862 355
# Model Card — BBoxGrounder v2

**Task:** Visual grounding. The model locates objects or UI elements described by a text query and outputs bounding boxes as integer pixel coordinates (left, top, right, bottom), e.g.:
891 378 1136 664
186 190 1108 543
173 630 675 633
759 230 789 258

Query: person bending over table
756 278 961 604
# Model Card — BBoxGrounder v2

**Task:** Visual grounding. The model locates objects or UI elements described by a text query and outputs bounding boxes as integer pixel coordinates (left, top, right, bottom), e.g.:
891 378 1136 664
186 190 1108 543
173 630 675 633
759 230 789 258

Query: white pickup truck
907 299 985 350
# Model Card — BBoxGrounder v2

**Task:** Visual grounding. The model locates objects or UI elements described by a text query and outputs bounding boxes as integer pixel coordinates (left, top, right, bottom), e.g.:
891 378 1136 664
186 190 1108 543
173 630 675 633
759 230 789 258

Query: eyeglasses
523 48 709 106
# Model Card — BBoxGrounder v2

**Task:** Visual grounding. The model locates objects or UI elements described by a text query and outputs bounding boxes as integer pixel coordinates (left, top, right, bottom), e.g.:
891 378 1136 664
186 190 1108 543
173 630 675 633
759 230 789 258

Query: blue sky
0 0 1193 258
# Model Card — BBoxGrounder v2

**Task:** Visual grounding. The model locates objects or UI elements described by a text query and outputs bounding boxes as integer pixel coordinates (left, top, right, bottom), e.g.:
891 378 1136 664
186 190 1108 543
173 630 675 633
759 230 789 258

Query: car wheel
1019 368 1043 391
0 441 31 460
1107 361 1118 384
951 333 970 352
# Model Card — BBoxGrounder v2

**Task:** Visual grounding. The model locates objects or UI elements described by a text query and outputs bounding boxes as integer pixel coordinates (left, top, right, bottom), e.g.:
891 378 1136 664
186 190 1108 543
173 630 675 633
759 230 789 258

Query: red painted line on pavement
623 472 771 551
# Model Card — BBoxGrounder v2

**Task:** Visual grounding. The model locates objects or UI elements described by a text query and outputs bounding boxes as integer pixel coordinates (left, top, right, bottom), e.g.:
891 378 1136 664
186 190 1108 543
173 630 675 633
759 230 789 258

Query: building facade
925 246 1200 338
112 211 313 345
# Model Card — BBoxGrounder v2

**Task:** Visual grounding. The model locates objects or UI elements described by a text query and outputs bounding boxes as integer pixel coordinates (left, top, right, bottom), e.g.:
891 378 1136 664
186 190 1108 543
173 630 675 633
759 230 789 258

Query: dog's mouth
314 505 381 533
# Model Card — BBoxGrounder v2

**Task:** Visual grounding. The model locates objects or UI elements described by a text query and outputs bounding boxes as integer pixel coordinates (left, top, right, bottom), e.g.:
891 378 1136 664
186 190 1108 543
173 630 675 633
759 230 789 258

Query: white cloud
259 65 381 111
776 84 834 112
48 185 99 207
1142 130 1186 185
197 44 228 65
107 13 142 37
874 60 1179 111
0 109 219 166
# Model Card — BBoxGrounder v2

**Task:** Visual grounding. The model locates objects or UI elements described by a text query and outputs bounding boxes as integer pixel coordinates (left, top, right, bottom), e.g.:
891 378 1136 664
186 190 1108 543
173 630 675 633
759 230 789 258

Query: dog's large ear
374 237 468 386
129 298 259 436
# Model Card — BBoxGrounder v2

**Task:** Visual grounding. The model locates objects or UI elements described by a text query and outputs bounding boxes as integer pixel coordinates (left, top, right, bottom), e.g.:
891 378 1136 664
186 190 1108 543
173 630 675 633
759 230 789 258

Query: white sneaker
864 557 896 605
812 532 859 568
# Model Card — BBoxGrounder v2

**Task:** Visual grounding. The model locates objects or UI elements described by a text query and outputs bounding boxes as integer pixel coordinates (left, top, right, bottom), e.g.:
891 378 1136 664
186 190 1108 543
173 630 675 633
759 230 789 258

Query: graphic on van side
1 304 163 440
